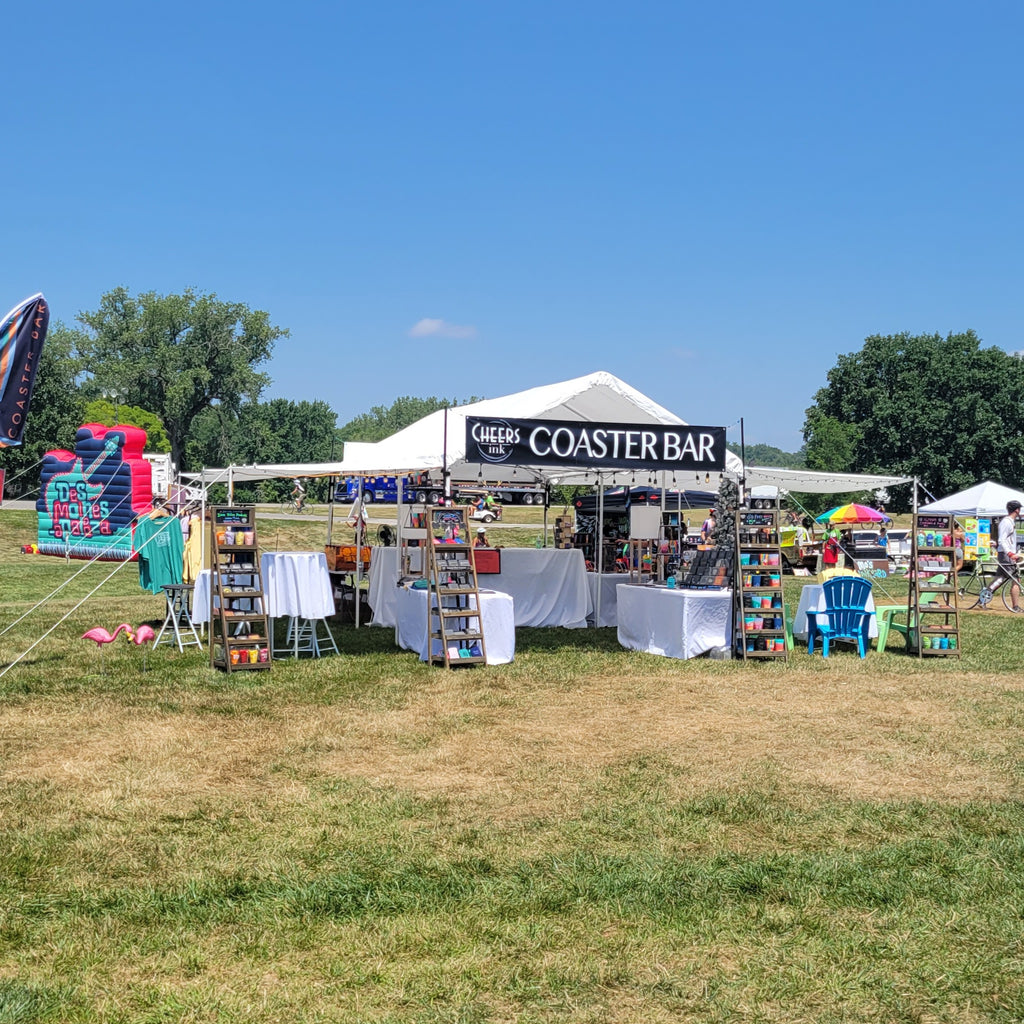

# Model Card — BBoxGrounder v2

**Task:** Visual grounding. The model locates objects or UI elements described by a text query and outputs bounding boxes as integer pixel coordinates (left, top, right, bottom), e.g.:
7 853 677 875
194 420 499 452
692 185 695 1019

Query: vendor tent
337 370 744 484
918 480 1024 517
742 466 913 494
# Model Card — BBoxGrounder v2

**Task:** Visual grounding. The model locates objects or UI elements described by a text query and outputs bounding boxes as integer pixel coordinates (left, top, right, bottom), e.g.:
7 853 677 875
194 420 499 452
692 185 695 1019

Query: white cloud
408 317 477 339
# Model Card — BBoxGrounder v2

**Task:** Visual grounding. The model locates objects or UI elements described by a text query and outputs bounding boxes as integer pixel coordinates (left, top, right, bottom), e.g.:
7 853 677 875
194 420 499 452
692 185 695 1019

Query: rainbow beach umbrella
816 503 892 525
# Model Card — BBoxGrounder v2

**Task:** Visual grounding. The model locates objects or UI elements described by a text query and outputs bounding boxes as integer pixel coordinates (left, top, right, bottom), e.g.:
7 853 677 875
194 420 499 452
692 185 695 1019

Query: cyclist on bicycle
997 500 1022 612
291 477 307 512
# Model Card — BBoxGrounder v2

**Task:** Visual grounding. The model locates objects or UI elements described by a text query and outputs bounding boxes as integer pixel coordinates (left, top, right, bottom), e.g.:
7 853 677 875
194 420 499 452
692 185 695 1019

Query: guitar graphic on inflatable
36 424 155 561
44 436 121 542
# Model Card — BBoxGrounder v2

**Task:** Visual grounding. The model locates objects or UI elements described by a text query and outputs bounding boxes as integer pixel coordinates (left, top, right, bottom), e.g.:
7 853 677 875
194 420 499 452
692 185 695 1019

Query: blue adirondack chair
807 576 873 658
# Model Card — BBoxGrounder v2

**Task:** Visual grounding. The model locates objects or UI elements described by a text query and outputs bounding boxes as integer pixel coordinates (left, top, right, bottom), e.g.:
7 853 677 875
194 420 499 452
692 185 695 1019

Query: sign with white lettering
465 416 726 472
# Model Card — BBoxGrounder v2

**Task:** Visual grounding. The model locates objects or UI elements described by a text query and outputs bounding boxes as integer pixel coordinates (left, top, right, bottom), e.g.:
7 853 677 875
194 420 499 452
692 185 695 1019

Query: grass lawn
1 508 1023 1022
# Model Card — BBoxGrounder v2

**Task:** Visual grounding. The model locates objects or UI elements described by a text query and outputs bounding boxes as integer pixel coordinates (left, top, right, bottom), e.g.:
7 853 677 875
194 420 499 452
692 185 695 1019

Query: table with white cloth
616 584 733 660
586 572 626 627
792 583 877 642
261 551 339 656
193 552 338 656
393 586 515 664
368 547 589 629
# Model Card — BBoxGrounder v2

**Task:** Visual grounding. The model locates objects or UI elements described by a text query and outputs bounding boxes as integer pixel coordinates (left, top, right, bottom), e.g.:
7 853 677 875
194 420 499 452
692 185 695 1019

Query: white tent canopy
742 466 913 494
336 370 743 485
918 480 1024 517
181 460 351 486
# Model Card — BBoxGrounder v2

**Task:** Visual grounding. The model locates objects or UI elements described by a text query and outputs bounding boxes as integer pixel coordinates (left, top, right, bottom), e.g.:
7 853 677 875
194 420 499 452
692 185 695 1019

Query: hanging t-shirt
134 514 185 594
182 514 203 583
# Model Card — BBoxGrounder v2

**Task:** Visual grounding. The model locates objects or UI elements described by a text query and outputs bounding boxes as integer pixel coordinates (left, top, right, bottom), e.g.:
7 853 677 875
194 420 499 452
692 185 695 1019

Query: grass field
2 508 1024 1022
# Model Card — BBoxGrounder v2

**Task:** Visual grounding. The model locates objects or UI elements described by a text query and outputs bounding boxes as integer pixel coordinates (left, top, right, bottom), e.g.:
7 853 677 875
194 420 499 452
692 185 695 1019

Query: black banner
465 416 726 472
0 293 49 449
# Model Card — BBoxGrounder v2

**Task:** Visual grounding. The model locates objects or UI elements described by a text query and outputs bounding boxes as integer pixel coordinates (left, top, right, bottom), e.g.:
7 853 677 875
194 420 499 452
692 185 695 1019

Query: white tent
181 460 350 487
337 370 744 484
743 466 913 494
918 480 1024 517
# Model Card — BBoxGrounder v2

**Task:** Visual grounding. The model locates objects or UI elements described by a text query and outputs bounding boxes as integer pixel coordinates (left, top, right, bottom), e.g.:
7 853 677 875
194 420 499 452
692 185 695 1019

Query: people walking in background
997 500 1022 611
700 509 717 545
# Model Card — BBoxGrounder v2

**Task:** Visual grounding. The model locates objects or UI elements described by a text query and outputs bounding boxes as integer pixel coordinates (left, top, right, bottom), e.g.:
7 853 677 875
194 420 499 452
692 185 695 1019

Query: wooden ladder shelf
908 512 962 658
424 506 487 668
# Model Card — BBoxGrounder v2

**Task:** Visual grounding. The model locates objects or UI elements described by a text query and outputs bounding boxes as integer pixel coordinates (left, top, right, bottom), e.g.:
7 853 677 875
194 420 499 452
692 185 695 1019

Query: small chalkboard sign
915 514 950 531
741 512 775 527
214 507 251 525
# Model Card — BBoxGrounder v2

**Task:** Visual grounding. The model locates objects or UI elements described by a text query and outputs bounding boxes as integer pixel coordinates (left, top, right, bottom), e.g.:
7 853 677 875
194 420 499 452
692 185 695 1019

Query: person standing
700 509 717 545
997 500 1022 612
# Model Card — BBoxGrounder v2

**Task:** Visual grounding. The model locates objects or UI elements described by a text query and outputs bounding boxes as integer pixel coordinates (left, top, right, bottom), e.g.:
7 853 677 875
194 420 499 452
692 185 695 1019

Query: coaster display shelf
735 506 788 661
424 506 487 668
908 512 962 658
209 506 271 672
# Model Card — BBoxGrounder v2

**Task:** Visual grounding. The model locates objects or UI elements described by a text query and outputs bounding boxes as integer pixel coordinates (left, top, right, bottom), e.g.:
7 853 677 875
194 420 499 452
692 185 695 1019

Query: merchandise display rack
399 505 430 579
908 512 962 658
735 506 788 661
209 506 272 672
424 506 487 668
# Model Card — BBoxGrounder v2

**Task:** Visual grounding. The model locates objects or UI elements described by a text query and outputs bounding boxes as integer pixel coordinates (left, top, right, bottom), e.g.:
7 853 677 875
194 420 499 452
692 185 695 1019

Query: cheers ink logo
470 419 520 463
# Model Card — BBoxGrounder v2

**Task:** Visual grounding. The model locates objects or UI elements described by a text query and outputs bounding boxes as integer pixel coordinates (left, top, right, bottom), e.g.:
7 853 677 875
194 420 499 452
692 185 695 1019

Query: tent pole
355 476 364 629
913 476 919 513
395 473 404 648
543 485 549 548
228 466 234 504
595 473 604 628
326 475 335 545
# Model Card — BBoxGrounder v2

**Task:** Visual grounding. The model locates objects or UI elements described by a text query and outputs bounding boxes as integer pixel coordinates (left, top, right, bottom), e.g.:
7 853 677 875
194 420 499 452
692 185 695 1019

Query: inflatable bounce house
36 424 154 560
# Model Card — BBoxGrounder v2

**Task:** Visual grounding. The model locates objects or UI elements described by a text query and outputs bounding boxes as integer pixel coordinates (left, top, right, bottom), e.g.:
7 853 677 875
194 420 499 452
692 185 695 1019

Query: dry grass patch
4 655 1021 836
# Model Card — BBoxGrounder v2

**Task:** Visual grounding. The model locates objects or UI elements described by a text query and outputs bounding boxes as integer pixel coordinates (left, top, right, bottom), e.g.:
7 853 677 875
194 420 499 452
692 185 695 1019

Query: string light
705 473 710 484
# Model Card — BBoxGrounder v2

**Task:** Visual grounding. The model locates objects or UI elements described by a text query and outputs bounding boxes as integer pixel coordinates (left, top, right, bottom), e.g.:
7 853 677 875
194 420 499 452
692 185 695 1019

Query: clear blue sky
6 1 1022 451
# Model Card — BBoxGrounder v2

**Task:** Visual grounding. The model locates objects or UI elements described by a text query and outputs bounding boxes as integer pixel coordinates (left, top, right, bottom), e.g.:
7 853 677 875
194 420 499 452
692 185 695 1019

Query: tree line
1 288 1016 508
0 288 474 501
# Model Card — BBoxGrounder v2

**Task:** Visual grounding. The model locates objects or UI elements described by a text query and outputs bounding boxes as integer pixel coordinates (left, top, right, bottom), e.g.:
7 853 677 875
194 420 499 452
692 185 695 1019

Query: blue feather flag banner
0 293 49 448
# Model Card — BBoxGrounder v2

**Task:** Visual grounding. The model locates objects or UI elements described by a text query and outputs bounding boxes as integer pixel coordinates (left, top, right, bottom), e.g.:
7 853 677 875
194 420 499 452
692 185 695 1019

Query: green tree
337 395 482 445
727 441 806 469
82 400 171 453
803 330 1024 504
78 287 286 471
0 323 85 499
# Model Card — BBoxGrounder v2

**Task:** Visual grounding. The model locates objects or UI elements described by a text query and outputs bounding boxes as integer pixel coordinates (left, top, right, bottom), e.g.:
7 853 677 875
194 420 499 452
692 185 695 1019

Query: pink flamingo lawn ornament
127 624 156 672
81 623 132 675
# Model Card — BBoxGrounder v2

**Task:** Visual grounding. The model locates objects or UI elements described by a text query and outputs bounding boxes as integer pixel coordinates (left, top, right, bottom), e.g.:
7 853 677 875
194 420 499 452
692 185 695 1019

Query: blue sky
5 1 1022 451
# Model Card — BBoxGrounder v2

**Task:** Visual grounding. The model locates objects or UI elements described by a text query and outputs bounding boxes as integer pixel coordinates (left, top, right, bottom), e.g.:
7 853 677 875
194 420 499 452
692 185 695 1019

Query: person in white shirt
997 500 1022 612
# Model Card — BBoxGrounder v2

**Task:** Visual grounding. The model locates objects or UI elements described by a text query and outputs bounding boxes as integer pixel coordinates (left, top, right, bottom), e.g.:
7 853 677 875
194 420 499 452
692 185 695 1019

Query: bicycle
957 558 1021 611
278 499 313 515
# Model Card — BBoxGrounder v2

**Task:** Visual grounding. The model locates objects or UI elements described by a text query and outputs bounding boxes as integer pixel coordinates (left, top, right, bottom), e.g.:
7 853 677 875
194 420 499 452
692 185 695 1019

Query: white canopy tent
181 460 351 488
333 370 743 629
742 466 914 494
335 370 744 484
918 480 1024 517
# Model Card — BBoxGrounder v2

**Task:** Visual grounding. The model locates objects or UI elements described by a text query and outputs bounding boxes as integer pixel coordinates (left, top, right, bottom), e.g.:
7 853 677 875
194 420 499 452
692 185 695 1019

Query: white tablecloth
369 547 589 629
586 573 625 627
616 585 733 660
192 551 334 625
394 587 515 664
261 551 335 619
792 583 877 641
